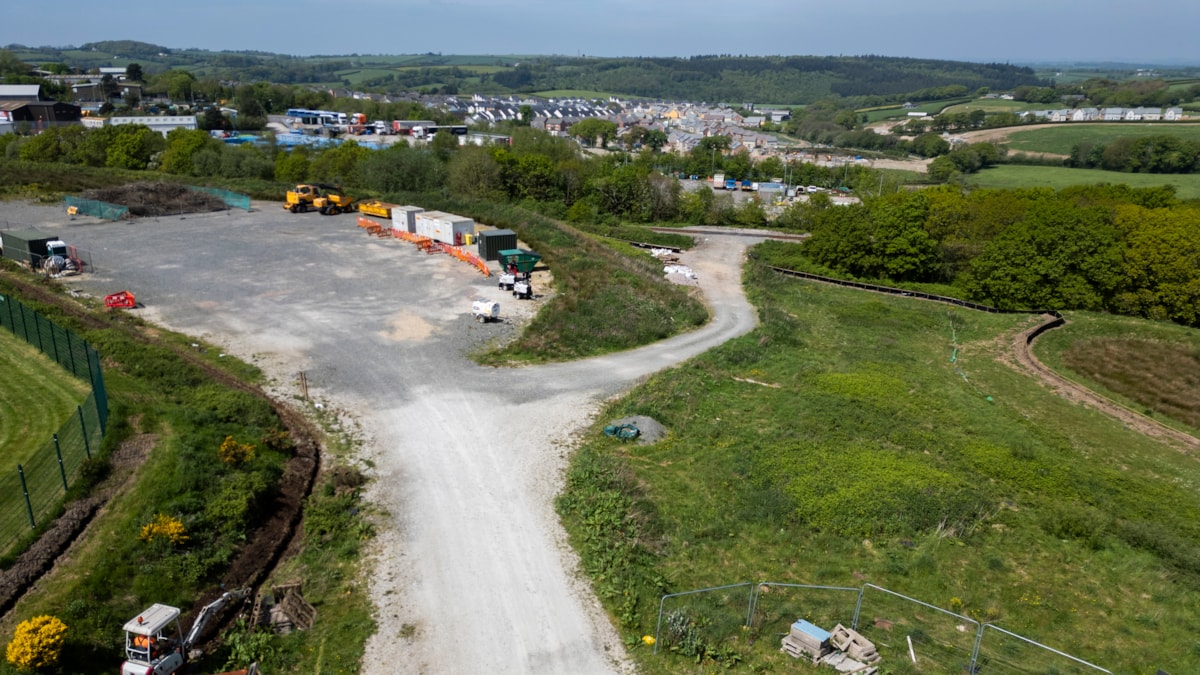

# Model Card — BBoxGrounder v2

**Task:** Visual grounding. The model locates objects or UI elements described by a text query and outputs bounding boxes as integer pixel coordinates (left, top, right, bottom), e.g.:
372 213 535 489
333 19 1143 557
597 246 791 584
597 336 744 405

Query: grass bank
0 273 370 675
559 256 1200 673
0 329 90 473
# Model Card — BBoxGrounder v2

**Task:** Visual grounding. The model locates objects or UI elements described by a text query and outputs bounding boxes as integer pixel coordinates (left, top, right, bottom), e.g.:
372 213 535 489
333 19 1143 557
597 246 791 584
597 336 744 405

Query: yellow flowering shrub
218 435 256 466
139 513 189 545
5 615 67 671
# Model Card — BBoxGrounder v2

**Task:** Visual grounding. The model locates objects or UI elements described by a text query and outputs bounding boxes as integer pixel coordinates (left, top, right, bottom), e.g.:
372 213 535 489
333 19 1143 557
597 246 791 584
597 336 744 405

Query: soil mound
83 181 227 217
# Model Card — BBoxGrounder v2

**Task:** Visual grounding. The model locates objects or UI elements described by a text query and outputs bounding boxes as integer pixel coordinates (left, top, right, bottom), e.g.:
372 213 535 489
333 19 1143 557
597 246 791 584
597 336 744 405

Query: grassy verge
0 273 293 674
202 410 376 675
969 164 1200 200
0 329 90 472
559 255 1200 673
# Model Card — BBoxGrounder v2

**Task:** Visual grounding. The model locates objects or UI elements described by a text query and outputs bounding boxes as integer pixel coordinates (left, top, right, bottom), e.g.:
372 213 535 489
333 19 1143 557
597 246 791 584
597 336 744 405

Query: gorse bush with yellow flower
218 435 256 466
139 513 189 545
5 615 67 671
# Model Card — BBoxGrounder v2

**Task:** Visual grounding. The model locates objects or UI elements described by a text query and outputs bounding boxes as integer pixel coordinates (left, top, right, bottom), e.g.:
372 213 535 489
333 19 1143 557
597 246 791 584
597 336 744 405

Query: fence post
50 324 61 364
33 311 44 351
18 465 35 529
54 434 68 491
67 330 77 376
84 335 96 384
2 293 12 332
78 405 91 459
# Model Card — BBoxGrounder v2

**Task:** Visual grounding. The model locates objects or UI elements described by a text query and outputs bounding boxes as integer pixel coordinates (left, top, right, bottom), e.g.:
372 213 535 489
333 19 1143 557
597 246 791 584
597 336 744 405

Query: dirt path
1005 314 1200 454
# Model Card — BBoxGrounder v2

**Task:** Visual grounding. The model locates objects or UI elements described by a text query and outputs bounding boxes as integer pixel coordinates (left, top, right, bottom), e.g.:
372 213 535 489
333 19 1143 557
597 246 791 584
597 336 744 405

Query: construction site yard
0 198 762 674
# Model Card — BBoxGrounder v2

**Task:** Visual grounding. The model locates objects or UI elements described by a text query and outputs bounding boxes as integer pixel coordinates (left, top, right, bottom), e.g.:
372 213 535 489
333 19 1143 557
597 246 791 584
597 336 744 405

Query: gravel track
4 202 761 674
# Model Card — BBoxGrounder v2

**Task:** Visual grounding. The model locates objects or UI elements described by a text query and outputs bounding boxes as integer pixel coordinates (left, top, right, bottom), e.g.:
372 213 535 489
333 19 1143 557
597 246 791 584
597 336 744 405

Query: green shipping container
477 229 517 261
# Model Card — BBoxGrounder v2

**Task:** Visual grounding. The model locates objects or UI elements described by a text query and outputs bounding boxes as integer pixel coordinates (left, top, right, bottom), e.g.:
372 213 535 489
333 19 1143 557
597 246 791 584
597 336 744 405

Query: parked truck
0 228 73 271
712 173 725 189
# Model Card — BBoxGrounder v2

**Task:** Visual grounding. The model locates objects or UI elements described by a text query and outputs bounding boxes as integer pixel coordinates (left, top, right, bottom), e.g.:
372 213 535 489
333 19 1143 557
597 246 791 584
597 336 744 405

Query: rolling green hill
4 41 1046 104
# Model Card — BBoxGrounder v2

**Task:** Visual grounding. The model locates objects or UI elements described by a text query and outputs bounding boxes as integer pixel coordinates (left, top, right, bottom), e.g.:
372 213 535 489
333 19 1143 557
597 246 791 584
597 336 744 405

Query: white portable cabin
391 205 425 234
415 210 476 246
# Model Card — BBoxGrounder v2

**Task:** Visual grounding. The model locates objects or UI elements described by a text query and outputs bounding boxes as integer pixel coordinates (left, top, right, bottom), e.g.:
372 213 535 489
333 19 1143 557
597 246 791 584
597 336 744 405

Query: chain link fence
0 292 108 556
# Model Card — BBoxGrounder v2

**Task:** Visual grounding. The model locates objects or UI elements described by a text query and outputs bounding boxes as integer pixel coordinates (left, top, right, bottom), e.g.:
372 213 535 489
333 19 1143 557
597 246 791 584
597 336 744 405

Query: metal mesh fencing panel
63 195 129 221
188 185 252 211
0 470 31 551
974 624 1110 674
0 293 108 556
654 583 756 657
850 585 979 673
748 583 861 645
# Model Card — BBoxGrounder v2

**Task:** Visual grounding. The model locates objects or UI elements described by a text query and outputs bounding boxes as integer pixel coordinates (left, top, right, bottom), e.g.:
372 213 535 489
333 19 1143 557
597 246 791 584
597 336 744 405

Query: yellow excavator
283 184 356 215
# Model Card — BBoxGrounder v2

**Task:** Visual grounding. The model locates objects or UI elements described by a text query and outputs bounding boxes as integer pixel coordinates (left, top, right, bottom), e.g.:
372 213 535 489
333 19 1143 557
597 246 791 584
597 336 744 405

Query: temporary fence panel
187 185 252 211
63 195 129 221
747 582 861 646
653 583 756 655
654 581 1111 674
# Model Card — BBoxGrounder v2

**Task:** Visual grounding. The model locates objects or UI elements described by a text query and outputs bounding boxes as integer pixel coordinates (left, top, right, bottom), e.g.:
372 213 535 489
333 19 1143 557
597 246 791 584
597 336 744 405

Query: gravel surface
1 201 761 673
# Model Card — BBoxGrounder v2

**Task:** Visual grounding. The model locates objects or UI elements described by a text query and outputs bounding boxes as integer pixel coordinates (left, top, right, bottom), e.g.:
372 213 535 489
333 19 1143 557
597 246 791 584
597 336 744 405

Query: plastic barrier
360 221 490 276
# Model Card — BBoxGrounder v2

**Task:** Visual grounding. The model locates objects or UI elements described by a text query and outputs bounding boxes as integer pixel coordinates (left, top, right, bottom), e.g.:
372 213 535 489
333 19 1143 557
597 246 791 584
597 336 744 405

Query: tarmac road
5 202 762 673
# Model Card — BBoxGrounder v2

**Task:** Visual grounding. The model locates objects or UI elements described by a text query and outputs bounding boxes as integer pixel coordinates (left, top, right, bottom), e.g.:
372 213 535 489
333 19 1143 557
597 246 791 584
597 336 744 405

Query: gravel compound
1 200 763 674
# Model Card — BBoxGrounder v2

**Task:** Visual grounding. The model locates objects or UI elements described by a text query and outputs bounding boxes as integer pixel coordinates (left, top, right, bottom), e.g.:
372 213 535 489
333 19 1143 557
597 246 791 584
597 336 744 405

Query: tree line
1067 135 1200 174
796 184 1200 326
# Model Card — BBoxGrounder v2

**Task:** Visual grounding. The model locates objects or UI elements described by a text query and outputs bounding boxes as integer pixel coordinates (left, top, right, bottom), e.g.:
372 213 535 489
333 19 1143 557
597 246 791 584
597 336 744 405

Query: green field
942 98 1047 115
860 98 972 123
1003 122 1200 155
969 164 1200 199
561 261 1200 674
0 328 89 472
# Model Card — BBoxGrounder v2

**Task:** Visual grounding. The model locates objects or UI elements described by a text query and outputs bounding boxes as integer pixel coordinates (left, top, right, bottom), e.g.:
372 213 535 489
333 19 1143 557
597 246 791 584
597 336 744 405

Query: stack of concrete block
830 623 881 664
781 619 833 663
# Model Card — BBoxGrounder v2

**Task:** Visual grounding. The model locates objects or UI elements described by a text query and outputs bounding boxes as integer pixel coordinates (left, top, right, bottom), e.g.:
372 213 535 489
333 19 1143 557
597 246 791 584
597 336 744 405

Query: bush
5 615 68 671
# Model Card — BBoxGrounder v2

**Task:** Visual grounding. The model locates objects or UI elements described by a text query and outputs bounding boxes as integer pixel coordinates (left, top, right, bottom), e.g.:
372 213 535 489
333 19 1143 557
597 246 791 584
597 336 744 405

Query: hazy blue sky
3 1 1198 64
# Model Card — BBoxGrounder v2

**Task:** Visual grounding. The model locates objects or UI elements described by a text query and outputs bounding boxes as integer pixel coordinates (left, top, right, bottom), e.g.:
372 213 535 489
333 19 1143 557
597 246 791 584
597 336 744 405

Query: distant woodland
3 41 1046 105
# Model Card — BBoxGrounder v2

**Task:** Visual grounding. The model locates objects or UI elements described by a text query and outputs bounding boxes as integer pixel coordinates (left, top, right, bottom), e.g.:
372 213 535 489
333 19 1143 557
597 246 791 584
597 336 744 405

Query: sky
3 0 1199 65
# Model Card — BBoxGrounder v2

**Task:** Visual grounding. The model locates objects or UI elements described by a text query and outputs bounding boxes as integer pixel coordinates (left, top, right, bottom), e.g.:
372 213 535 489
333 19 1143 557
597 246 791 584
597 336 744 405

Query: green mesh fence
63 195 129 221
188 185 252 211
0 293 107 557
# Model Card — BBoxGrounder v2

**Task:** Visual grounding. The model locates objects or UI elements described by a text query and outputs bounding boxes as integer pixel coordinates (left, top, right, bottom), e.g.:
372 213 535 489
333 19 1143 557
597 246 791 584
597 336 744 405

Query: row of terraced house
1020 106 1187 123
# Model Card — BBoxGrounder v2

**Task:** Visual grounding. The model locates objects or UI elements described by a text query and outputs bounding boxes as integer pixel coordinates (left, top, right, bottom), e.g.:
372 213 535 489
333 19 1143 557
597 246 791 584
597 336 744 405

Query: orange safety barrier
372 228 492 276
357 216 379 230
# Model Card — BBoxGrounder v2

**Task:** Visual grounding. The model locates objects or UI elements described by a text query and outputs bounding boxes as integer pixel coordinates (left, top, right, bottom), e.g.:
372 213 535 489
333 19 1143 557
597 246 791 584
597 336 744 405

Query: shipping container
391 205 425 234
477 229 517 261
0 228 68 266
415 211 475 246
